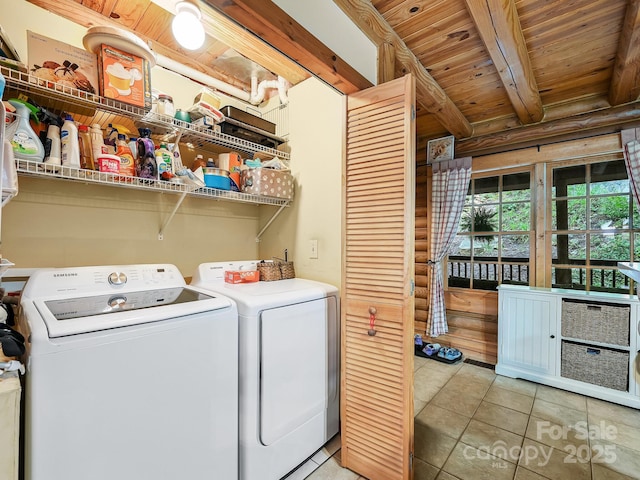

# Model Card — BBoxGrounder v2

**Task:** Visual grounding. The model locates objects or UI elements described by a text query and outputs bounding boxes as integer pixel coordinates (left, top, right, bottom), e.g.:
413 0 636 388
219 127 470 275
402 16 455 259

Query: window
448 171 533 290
551 159 639 293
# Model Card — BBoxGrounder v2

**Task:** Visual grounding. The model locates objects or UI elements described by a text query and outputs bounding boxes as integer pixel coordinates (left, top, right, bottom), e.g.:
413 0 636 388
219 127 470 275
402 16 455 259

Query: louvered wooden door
341 74 416 480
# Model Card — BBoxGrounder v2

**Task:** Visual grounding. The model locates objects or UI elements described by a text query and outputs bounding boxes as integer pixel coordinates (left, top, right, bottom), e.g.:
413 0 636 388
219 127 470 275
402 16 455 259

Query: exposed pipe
250 76 289 105
155 53 251 102
155 53 289 105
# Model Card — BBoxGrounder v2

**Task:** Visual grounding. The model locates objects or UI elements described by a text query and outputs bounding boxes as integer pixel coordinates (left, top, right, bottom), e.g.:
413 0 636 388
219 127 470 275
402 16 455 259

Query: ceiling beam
464 0 543 124
203 0 372 94
457 101 640 156
609 0 640 106
332 0 473 138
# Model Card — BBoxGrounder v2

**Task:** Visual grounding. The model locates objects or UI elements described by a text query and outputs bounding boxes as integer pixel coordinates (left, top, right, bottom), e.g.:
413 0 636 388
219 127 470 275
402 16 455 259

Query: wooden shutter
341 74 416 480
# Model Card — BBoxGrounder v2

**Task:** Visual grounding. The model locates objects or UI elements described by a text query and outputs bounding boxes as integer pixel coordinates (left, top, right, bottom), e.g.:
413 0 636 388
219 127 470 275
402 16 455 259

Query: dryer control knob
108 296 127 308
108 272 127 285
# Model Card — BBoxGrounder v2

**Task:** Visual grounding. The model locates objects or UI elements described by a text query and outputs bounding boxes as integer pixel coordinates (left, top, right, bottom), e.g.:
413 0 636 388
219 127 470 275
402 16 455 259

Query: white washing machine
191 261 340 480
19 264 239 480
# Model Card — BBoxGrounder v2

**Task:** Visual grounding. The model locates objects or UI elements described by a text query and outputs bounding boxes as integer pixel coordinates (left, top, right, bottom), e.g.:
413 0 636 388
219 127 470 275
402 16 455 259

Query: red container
224 270 259 284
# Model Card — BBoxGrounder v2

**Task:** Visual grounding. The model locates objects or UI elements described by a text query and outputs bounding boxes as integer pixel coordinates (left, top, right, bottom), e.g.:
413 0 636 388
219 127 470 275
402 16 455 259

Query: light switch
309 239 318 259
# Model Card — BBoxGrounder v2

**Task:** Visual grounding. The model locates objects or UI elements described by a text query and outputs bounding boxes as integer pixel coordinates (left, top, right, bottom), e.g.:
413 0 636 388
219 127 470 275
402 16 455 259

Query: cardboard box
27 30 99 94
241 168 294 199
225 270 259 284
97 43 151 110
194 87 222 109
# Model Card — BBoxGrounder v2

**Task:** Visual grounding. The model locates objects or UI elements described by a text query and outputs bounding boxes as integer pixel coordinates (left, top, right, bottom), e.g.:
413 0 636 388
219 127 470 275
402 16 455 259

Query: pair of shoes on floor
437 346 462 362
422 343 441 357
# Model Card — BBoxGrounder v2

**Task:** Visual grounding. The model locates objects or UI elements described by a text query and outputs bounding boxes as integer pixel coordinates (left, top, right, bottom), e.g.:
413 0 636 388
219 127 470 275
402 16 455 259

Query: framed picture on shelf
427 135 455 164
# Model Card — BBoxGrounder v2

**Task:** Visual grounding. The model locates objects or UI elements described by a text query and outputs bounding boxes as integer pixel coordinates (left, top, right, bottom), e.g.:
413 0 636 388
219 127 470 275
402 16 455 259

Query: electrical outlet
309 239 318 259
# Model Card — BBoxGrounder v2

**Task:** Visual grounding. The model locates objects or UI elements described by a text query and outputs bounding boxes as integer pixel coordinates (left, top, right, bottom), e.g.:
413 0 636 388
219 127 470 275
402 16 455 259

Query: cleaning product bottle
6 99 45 162
156 142 173 179
43 122 61 165
115 133 135 177
78 124 93 170
90 124 104 169
136 128 156 179
128 137 138 162
60 114 80 168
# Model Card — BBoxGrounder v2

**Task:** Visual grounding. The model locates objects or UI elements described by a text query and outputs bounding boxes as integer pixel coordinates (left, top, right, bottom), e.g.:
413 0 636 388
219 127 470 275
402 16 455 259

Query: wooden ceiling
28 0 640 156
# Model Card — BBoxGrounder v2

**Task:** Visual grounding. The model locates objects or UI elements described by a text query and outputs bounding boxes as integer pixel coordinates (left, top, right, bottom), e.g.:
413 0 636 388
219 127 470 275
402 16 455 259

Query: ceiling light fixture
172 1 205 50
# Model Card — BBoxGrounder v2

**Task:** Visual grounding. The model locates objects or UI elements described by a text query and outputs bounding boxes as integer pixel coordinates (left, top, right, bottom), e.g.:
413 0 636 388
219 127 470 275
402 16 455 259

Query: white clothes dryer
19 264 239 480
191 261 340 480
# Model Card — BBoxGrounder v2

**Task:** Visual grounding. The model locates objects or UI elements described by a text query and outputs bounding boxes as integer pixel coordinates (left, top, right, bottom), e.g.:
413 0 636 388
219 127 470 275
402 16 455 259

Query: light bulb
172 2 205 50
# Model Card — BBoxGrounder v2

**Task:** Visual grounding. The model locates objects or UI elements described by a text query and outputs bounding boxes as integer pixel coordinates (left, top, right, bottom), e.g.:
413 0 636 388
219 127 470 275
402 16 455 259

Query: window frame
446 165 535 291
547 155 638 294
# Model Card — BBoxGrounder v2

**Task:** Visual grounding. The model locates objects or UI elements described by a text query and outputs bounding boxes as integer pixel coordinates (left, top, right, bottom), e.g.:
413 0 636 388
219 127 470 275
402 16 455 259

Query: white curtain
426 157 472 337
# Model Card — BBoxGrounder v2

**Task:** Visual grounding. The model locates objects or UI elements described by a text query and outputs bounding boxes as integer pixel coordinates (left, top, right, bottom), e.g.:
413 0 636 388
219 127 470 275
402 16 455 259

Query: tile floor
301 357 640 480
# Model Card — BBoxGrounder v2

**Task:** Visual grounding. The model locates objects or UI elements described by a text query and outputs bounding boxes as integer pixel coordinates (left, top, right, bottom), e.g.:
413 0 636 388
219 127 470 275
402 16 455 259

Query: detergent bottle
60 114 80 168
6 99 45 162
115 134 135 177
43 121 62 165
136 128 156 179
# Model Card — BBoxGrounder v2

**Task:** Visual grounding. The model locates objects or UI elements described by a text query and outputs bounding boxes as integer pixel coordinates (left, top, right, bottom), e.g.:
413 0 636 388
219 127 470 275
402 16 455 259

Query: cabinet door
498 289 558 375
342 74 415 480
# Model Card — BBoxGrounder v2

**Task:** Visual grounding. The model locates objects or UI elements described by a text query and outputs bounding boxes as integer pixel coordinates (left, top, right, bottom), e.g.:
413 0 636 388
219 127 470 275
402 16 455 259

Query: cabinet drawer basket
561 341 629 391
561 300 630 346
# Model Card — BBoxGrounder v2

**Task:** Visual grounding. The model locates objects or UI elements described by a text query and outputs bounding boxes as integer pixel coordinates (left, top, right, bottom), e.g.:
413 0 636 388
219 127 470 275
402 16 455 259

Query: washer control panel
24 264 184 297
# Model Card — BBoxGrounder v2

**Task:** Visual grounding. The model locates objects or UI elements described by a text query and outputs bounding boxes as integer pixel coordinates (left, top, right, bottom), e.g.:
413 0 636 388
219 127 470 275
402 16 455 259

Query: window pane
447 259 470 288
552 198 586 230
635 233 640 261
449 234 466 256
501 202 530 231
502 172 530 202
590 160 629 194
552 234 586 261
552 267 586 290
590 196 629 230
472 260 499 291
588 268 629 293
553 165 586 198
473 176 499 204
501 263 529 285
474 236 498 257
501 235 530 259
590 233 631 261
460 206 473 232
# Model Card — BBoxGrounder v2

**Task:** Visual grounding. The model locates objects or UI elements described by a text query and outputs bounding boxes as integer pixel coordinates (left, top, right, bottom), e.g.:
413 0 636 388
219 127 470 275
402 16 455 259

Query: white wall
273 0 377 85
258 77 344 288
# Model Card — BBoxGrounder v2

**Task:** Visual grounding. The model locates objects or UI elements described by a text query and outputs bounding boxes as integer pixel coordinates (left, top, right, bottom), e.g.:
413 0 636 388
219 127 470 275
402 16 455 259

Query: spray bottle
6 99 45 162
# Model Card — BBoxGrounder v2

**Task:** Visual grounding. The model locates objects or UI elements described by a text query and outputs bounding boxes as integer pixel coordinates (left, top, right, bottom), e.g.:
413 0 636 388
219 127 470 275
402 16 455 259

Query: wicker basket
257 261 281 281
279 261 295 279
561 340 629 391
561 300 630 346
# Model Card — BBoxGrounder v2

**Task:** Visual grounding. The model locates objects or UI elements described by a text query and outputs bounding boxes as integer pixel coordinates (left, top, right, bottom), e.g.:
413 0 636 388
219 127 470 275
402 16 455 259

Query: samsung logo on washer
53 273 78 277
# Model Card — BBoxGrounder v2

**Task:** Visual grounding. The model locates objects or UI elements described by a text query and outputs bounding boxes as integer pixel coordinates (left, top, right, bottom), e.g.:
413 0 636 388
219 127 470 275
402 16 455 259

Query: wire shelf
1 65 289 161
16 159 290 207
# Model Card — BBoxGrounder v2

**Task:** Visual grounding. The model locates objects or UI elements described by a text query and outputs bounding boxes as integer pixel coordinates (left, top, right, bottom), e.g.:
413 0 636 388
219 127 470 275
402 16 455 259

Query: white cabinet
496 284 640 409
497 287 558 376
